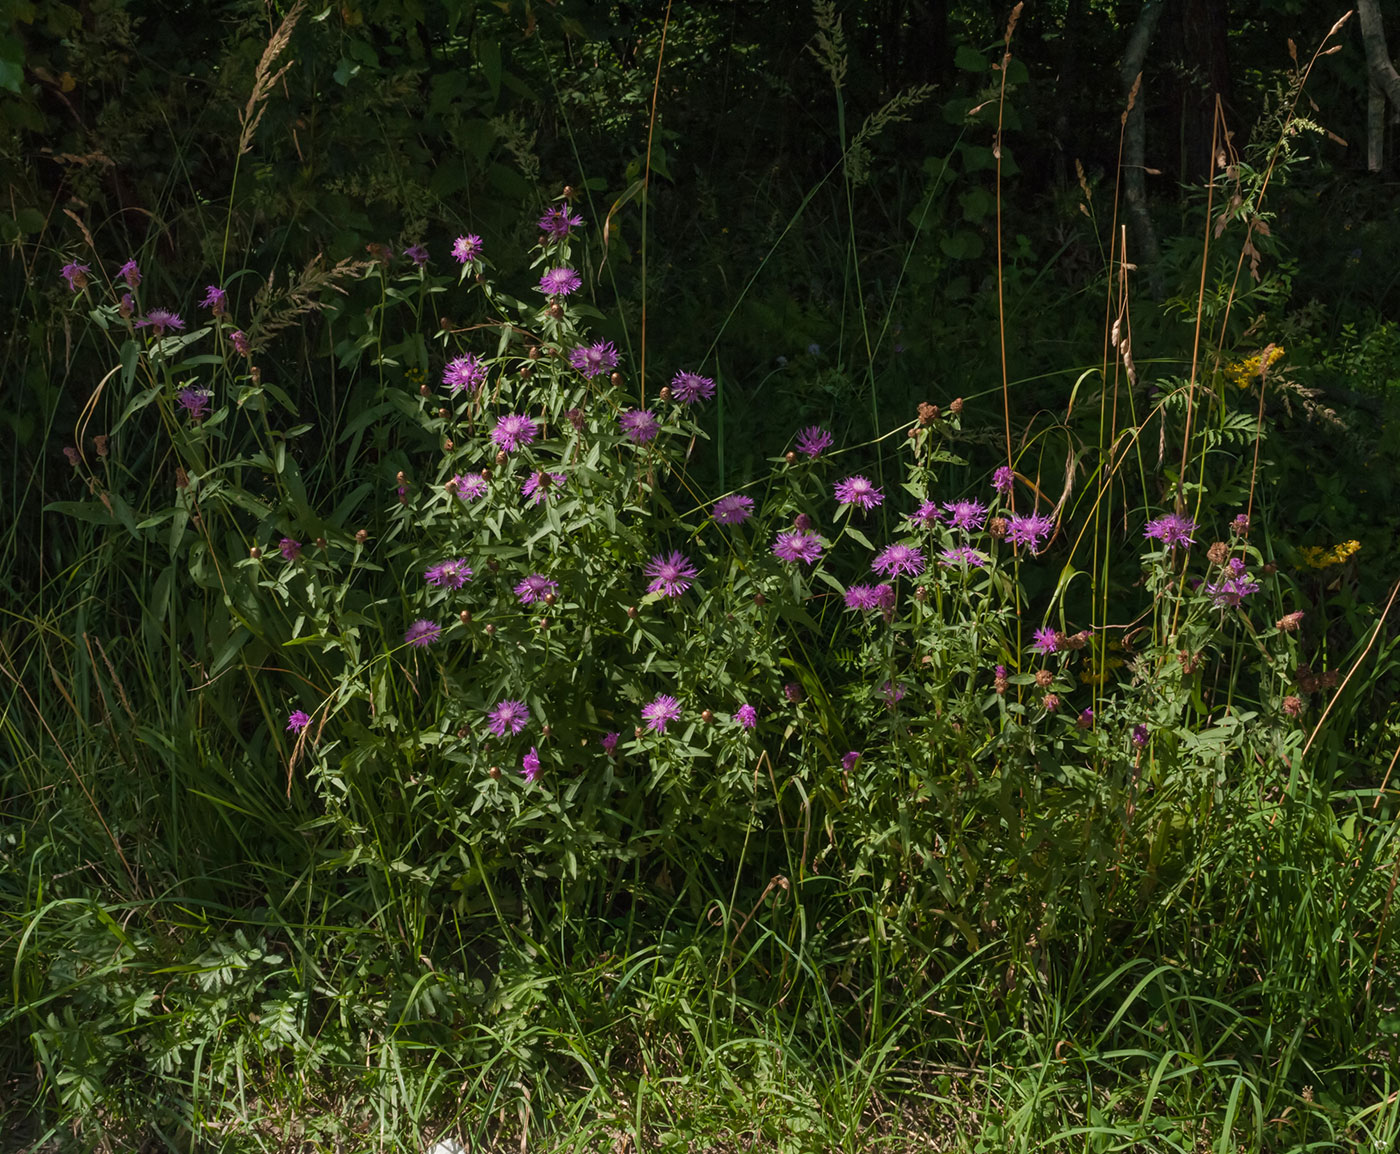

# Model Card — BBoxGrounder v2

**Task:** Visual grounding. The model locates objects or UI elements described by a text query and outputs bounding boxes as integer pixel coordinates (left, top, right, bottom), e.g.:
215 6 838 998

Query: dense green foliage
4 2 1400 1151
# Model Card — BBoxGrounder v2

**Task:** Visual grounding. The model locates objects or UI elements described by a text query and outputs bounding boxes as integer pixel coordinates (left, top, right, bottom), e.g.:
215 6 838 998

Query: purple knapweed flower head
712 494 754 525
405 619 441 648
645 551 698 598
60 261 90 292
642 694 682 734
118 259 141 290
670 371 715 404
201 285 229 317
286 709 311 733
834 475 884 511
939 546 988 568
1077 708 1094 729
910 500 943 528
602 731 620 756
136 309 185 338
514 574 558 604
450 472 489 501
567 340 618 379
452 235 483 264
443 354 487 393
119 293 135 319
488 699 530 737
279 537 302 562
795 425 833 458
425 558 473 589
521 747 541 783
492 413 539 453
1005 512 1055 553
1032 627 1061 655
403 243 429 267
538 267 582 297
1144 512 1197 550
1131 724 1149 747
230 329 251 356
1231 512 1251 537
844 583 894 612
619 409 660 444
992 465 1015 496
176 387 211 421
842 751 862 772
943 499 988 531
735 703 757 730
878 681 906 708
522 471 565 505
772 530 824 565
872 543 926 579
539 206 584 237
1205 571 1260 609
995 664 1008 680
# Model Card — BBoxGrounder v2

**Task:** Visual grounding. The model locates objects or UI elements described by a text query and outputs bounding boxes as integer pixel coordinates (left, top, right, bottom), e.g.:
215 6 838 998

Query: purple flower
1132 724 1149 747
405 619 441 648
910 500 943 527
995 664 1008 680
488 700 530 737
842 751 862 772
404 243 429 267
1205 571 1260 609
772 530 825 565
735 703 757 729
795 425 833 458
492 413 539 453
784 682 804 703
993 466 1015 496
450 472 489 501
619 409 660 444
872 544 926 578
521 747 541 783
794 513 813 532
538 267 582 297
1005 512 1055 553
1144 512 1197 550
567 340 618 379
176 387 211 421
522 471 565 505
1231 513 1251 537
539 206 584 237
279 537 302 561
642 694 682 734
286 709 311 733
444 354 487 393
230 329 251 356
514 574 558 604
118 293 135 319
712 494 754 524
60 261 90 292
136 309 185 338
201 285 229 317
834 475 884 510
644 551 698 598
1032 627 1060 655
939 546 988 567
118 259 141 289
425 558 473 589
878 681 906 708
602 731 620 756
845 583 894 612
1077 708 1094 729
452 235 484 264
943 499 988 531
670 371 715 404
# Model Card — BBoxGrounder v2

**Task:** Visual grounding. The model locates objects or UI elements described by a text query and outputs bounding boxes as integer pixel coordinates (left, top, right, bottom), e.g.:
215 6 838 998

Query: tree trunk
1170 0 1231 183
1121 0 1164 294
1359 0 1400 172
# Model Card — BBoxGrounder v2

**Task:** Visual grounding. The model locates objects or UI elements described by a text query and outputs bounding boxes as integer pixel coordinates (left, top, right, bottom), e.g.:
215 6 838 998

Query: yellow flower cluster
1299 540 1361 569
1224 345 1285 389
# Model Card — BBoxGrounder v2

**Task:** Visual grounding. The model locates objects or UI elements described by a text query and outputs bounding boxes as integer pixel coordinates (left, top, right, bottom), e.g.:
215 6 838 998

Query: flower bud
1276 611 1304 632
519 364 532 377
634 726 644 739
356 529 368 543
610 371 623 387
496 450 508 466
950 397 963 414
659 386 672 402
1207 542 1229 566
438 407 450 419
315 537 326 549
1035 669 1053 688
907 427 918 439
528 346 541 360
419 383 431 397
459 610 472 624
487 558 499 572
547 303 563 319
701 710 714 724
538 617 549 629
989 516 1008 540
484 623 496 636
396 471 406 484
489 766 501 780
456 726 469 739
785 451 797 464
627 605 638 619
444 440 454 451
1042 693 1060 712
753 593 766 606
542 725 553 738
93 434 109 459
544 592 557 606
1262 562 1277 576
1282 695 1303 717
249 546 262 559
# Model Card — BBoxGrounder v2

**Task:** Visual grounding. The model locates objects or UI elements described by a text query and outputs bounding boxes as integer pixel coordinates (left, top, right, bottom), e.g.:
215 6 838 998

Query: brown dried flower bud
175 467 189 490
753 593 766 606
396 471 406 484
634 726 644 739
542 725 553 738
63 446 79 466
1262 562 1277 576
1035 669 1054 688
456 726 469 739
419 383 432 397
989 516 1008 540
489 766 501 780
917 401 939 425
1276 611 1304 632
249 545 264 560
93 434 109 458
528 346 541 360
563 185 577 200
539 617 549 629
438 407 450 419
547 302 564 319
626 605 638 619
1320 670 1339 689
784 451 797 464
659 386 672 402
915 586 927 602
519 364 532 378
544 592 557 607
459 610 472 624
1282 695 1303 717
1207 542 1229 566
495 450 508 466
487 558 499 572
610 371 623 387
315 537 326 549
994 674 1009 695
1042 693 1061 712
444 440 454 451
484 623 496 636
701 710 714 724
949 397 964 414
356 529 369 543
